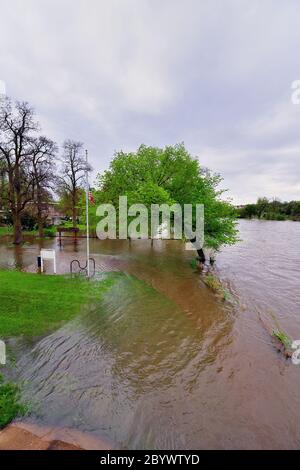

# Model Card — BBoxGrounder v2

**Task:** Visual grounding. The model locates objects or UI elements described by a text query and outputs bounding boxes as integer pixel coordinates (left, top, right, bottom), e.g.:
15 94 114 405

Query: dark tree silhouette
58 140 90 228
31 136 58 237
0 99 38 244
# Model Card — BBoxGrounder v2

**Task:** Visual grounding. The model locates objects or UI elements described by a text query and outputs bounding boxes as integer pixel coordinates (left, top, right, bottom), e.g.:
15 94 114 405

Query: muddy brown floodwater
1 219 300 449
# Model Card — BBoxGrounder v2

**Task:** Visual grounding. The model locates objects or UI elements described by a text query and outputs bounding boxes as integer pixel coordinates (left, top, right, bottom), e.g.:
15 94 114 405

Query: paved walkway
0 422 112 450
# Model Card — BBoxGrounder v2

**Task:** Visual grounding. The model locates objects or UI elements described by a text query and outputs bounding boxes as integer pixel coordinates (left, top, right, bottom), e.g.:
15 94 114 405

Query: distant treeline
238 198 300 221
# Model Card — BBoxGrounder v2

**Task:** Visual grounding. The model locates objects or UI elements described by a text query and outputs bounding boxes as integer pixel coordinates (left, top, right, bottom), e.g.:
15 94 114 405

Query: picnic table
57 226 80 245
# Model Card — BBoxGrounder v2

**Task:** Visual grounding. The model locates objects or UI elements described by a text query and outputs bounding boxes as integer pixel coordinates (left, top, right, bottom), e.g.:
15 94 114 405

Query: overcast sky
1 0 300 204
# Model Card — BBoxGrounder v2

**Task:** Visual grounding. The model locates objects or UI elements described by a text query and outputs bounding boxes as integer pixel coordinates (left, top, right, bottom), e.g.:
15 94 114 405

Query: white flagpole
85 149 90 278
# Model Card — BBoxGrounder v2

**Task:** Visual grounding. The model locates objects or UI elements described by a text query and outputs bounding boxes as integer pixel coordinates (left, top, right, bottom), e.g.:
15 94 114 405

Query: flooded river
1 220 300 449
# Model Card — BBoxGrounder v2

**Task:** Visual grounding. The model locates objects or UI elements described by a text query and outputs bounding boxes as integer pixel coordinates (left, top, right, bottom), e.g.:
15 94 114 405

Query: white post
40 250 56 274
0 340 6 365
85 149 90 278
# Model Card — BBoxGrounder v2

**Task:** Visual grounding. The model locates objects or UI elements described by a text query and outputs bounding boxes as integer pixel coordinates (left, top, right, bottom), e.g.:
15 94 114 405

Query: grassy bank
0 374 27 428
0 269 120 427
0 270 119 337
0 226 57 238
0 227 13 236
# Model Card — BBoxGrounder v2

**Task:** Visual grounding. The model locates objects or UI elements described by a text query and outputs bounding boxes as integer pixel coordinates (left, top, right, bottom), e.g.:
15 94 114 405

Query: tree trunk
38 218 44 238
0 171 5 209
37 201 44 238
190 237 206 263
72 192 77 228
36 186 45 238
197 248 206 263
72 206 77 228
13 213 23 245
9 173 23 245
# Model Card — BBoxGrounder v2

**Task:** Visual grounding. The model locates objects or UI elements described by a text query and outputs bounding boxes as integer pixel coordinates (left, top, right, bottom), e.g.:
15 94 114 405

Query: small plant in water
204 274 231 301
204 274 221 291
272 329 292 350
222 289 232 302
189 258 198 270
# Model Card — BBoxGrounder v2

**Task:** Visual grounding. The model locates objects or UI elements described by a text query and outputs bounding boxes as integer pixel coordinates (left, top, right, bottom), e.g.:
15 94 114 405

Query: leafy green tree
91 144 238 259
239 204 257 218
256 197 270 218
239 197 300 221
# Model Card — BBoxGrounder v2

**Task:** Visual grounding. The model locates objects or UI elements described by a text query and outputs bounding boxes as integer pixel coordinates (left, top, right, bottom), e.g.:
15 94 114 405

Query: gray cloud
1 0 300 203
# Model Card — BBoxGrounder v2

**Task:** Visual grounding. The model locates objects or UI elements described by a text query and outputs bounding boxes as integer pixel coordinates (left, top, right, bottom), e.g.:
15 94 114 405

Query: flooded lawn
1 220 300 449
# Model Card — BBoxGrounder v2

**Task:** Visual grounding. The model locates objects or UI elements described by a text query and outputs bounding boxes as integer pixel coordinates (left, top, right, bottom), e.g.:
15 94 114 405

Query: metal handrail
70 257 96 277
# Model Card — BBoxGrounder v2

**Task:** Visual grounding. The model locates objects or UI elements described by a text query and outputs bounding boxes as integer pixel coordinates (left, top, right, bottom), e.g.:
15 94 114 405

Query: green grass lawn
60 221 86 231
0 374 27 428
0 226 57 238
0 270 118 338
0 269 120 427
0 226 13 236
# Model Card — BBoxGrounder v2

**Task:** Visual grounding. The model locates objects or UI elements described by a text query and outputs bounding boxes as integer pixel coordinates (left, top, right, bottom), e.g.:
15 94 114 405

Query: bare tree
58 140 89 228
0 99 38 244
31 136 58 237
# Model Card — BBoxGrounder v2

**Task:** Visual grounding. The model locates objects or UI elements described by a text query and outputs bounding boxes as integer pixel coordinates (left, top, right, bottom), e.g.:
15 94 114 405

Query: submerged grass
269 312 293 350
0 269 119 338
0 374 27 428
0 269 121 427
203 274 231 302
189 257 232 302
204 274 221 291
272 329 292 350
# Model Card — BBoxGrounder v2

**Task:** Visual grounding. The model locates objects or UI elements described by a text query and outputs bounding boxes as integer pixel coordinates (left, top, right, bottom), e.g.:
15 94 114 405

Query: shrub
44 226 57 237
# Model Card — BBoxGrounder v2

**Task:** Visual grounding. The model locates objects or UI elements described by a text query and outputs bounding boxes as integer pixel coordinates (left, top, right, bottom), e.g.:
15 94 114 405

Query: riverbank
239 216 300 222
0 270 121 430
